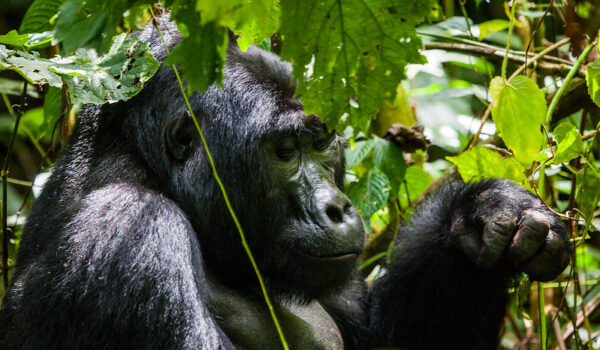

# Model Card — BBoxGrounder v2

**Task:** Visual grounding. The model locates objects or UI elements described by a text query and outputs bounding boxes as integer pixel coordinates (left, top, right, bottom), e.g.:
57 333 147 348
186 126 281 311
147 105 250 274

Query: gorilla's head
122 23 365 301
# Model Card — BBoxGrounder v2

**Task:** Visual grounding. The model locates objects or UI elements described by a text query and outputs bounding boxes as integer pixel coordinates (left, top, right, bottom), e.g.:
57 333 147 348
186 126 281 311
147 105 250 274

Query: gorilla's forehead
206 45 323 138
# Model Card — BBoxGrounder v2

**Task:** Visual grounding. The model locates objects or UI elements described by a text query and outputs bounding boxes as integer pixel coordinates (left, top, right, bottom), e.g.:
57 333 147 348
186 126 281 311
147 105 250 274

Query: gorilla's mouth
292 248 361 262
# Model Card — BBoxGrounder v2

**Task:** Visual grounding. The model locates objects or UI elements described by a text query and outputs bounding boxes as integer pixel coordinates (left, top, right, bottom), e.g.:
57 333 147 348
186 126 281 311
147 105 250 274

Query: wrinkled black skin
0 21 571 350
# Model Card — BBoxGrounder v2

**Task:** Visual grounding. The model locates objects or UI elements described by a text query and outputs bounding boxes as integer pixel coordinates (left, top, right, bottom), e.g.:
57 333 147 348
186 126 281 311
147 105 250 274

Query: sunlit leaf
552 123 583 164
489 75 546 166
447 146 531 190
0 34 159 104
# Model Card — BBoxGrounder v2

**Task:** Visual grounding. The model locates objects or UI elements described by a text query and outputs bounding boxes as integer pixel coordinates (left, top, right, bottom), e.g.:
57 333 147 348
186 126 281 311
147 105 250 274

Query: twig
2 81 27 288
510 38 571 80
524 0 554 76
549 308 567 350
422 42 577 76
0 178 33 187
562 292 600 341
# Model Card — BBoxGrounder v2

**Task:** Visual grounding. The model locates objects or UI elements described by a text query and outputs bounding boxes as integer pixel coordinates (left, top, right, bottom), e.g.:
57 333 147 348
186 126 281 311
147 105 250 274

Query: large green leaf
552 123 583 164
586 60 600 108
0 31 31 47
447 146 531 190
372 136 406 194
19 0 65 33
489 75 546 166
347 167 389 227
54 0 149 54
0 34 159 104
280 0 437 134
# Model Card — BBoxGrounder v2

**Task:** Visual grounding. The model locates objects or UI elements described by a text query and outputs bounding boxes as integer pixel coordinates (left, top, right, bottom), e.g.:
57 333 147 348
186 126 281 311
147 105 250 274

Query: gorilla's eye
275 138 298 162
313 131 335 151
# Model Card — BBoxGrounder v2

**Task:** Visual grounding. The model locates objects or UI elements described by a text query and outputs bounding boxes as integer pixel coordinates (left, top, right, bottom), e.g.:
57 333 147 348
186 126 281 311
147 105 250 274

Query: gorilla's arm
1 183 233 350
367 179 570 350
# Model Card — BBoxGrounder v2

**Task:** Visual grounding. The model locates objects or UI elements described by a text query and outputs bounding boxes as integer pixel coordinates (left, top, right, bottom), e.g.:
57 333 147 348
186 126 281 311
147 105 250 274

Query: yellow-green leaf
447 146 531 190
489 76 546 166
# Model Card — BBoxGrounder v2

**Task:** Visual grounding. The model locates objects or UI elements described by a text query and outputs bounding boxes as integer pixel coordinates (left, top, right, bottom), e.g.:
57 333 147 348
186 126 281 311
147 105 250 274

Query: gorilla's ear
166 115 198 161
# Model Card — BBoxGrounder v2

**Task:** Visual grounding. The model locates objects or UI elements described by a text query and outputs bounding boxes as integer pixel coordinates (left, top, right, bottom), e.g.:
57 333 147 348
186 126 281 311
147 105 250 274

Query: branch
422 42 583 77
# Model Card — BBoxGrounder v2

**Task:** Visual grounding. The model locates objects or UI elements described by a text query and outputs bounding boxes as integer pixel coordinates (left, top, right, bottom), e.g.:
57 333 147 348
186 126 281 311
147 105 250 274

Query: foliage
2 0 600 349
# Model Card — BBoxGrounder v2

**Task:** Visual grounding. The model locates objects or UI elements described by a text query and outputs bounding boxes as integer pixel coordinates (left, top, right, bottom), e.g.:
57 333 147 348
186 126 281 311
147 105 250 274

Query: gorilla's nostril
326 205 344 223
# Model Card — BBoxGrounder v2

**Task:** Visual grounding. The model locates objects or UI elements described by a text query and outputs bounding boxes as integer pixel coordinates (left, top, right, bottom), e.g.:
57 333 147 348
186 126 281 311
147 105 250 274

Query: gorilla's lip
292 248 361 261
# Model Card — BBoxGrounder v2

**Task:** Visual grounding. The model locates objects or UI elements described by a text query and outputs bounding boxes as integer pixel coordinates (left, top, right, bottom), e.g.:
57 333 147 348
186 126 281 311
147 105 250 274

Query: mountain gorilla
0 19 571 350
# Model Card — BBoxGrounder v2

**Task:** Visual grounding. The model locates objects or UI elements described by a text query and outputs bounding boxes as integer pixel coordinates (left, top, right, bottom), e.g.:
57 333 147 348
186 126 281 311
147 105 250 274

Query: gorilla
0 19 571 350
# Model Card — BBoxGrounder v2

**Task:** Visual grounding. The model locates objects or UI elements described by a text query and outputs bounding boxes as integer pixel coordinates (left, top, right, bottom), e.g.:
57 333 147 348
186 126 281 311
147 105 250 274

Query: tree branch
423 42 583 77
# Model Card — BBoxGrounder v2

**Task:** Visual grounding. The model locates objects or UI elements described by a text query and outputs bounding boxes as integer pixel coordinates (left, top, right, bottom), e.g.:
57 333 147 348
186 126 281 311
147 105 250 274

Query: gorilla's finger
478 213 514 267
522 230 571 282
508 210 549 262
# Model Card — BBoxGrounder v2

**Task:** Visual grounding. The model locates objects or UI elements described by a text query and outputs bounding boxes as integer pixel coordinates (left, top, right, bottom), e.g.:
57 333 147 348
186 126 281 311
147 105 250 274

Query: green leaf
345 139 374 169
230 1 280 51
280 0 437 134
347 168 389 227
54 0 150 54
372 136 406 194
586 60 600 108
196 0 279 51
489 75 546 166
552 123 583 164
398 165 432 208
0 30 31 47
447 146 531 190
0 34 159 104
477 19 510 40
19 0 65 33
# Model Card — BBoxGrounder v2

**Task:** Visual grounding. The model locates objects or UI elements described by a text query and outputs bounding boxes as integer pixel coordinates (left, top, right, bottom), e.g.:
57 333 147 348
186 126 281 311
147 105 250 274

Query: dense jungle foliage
2 0 600 348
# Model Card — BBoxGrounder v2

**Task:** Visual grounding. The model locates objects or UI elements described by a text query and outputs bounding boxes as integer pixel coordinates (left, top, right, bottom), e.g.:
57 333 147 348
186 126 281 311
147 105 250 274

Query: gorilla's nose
313 185 365 239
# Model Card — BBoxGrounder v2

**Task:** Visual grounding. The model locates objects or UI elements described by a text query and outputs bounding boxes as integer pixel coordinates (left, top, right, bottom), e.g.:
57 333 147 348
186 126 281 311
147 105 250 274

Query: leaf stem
538 281 547 350
502 0 518 82
149 10 289 349
546 42 596 123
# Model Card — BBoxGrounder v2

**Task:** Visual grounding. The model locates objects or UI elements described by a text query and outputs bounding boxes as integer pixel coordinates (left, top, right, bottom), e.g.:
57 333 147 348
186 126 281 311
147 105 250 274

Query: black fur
0 20 570 350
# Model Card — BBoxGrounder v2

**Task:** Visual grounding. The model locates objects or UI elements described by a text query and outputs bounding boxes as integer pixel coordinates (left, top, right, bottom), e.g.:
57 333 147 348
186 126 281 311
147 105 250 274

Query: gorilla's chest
207 282 343 349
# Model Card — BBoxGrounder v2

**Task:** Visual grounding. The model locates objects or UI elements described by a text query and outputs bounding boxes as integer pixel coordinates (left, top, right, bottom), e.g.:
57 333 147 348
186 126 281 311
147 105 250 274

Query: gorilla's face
163 45 365 301
257 114 366 299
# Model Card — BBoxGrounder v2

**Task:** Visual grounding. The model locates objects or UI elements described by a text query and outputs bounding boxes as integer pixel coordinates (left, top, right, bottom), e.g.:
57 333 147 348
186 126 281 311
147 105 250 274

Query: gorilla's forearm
367 180 569 350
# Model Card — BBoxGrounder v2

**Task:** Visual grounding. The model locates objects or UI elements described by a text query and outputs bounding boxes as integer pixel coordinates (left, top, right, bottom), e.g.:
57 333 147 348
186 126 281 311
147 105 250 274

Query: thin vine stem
502 0 518 82
149 9 289 349
546 42 596 123
2 81 27 288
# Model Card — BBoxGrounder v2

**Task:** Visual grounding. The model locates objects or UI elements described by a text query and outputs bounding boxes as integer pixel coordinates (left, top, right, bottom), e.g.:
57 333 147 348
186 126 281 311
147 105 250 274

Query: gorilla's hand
450 180 571 281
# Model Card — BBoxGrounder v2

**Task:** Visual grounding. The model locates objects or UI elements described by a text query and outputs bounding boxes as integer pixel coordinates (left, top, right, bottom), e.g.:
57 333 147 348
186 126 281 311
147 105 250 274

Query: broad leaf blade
552 123 583 164
447 146 531 190
489 75 546 166
0 34 159 104
280 0 437 134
